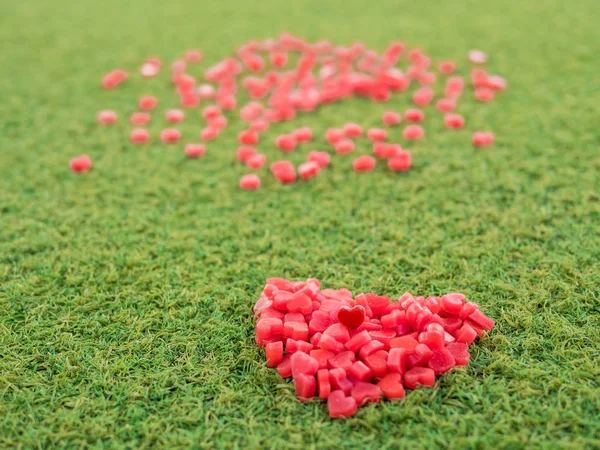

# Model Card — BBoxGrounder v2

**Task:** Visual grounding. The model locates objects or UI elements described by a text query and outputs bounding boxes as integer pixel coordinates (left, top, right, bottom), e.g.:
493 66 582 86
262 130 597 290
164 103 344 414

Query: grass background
1 0 599 448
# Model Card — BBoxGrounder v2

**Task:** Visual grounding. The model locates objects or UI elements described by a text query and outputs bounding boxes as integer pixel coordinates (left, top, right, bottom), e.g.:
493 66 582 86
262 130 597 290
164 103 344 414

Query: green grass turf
1 0 599 448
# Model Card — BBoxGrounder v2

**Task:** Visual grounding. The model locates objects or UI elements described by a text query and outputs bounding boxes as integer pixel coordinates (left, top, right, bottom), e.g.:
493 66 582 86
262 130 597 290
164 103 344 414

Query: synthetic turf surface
1 0 599 448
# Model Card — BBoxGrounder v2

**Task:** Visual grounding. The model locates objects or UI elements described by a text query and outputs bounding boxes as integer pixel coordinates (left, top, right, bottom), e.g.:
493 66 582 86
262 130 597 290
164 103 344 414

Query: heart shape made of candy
337 305 366 329
254 277 495 418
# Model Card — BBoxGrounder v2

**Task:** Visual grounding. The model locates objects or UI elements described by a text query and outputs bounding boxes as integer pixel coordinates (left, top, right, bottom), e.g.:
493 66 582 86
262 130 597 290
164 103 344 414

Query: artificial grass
1 0 599 448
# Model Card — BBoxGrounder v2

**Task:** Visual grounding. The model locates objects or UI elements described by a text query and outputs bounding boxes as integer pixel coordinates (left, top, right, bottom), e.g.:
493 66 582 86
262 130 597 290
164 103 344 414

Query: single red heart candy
351 381 382 406
445 342 470 366
337 305 365 329
327 390 357 418
377 373 405 400
291 351 319 377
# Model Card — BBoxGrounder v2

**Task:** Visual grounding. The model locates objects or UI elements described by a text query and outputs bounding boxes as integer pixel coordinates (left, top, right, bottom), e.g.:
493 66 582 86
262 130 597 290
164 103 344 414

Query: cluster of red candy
73 34 505 190
254 278 495 418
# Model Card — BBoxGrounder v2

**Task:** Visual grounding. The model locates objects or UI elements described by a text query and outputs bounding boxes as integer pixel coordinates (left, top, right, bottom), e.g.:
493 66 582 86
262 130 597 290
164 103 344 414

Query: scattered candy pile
254 278 495 418
77 33 506 190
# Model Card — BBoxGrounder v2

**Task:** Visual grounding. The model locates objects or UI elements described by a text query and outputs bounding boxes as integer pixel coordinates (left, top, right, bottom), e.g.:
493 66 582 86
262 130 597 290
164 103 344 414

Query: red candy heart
377 373 405 400
337 305 365 329
327 390 357 418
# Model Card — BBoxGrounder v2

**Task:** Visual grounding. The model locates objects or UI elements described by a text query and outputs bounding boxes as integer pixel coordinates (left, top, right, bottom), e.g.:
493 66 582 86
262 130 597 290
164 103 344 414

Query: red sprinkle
474 87 495 102
200 127 219 141
343 123 363 138
382 111 402 127
250 119 270 133
419 71 437 85
69 155 92 173
239 129 260 145
334 139 355 154
270 51 289 68
468 49 487 64
197 84 216 100
165 109 185 123
202 106 222 120
404 109 425 122
445 76 465 98
209 115 228 130
436 98 456 113
444 113 465 129
160 128 181 143
352 155 376 172
240 102 264 122
307 151 331 168
217 95 237 110
246 153 267 169
140 58 161 78
275 134 297 152
180 93 200 109
325 128 345 145
487 75 507 91
130 112 151 126
403 124 424 141
185 143 206 158
130 128 150 144
271 160 297 183
101 69 128 89
171 59 186 75
471 69 489 88
236 146 257 163
438 60 456 74
388 150 412 171
138 95 158 111
292 127 313 143
472 131 495 147
367 128 388 142
373 142 401 159
239 174 261 190
412 87 434 107
298 161 321 180
185 49 203 63
140 63 159 78
174 73 196 91
97 110 117 125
